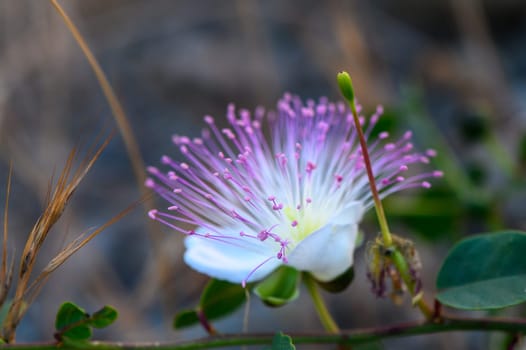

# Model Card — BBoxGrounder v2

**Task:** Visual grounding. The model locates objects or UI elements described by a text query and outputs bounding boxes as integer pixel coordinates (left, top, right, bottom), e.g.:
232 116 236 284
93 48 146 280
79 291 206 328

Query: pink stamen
145 178 155 188
242 256 275 288
426 149 437 157
306 161 316 173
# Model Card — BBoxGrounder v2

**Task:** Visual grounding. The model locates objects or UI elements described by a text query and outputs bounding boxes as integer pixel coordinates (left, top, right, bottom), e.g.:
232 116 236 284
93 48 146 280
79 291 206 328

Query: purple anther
258 230 269 241
144 178 155 188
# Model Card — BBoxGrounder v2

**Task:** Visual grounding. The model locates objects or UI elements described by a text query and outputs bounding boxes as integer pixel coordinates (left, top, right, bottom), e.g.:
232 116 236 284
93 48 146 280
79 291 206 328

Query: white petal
287 223 359 281
331 201 364 225
184 234 282 284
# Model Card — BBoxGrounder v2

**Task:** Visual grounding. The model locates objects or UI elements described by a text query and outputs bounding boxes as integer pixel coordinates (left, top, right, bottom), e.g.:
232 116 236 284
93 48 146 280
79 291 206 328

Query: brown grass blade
0 162 14 307
1 131 113 343
26 195 150 305
48 0 148 193
48 0 181 311
47 1 166 278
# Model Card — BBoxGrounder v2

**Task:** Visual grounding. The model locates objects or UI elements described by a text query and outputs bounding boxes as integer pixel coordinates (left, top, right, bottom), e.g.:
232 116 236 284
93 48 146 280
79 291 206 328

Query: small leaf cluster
54 302 118 346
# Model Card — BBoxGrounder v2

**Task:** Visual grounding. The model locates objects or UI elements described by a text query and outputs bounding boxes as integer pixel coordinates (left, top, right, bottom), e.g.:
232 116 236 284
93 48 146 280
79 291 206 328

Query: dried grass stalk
0 163 14 308
0 132 128 343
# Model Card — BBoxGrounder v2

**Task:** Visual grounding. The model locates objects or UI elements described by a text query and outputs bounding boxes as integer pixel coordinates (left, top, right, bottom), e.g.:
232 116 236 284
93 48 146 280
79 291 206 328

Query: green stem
390 251 432 318
5 316 526 349
304 274 340 333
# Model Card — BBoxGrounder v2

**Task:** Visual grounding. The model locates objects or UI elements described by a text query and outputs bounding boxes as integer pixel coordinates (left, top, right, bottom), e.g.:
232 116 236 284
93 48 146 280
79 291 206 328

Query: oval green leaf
436 231 526 310
254 266 300 307
200 279 246 320
173 309 199 329
55 302 92 341
55 302 87 331
90 306 118 328
61 325 92 341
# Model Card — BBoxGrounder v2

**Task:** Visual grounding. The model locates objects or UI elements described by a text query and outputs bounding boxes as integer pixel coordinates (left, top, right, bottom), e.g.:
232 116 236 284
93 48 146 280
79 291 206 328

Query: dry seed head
366 234 422 300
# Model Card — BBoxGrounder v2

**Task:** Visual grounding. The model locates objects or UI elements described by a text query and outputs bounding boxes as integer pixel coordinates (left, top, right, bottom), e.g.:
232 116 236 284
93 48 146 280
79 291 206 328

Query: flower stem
337 71 432 318
304 274 340 333
391 251 433 318
337 72 392 246
349 103 392 246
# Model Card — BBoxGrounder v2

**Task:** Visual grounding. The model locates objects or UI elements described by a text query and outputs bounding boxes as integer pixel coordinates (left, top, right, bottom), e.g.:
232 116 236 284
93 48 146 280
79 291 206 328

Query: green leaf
55 302 91 340
316 268 354 293
173 309 199 329
436 231 526 310
61 326 92 342
173 279 246 330
254 266 300 307
271 332 296 350
90 306 118 328
55 302 87 330
200 279 246 321
55 302 117 341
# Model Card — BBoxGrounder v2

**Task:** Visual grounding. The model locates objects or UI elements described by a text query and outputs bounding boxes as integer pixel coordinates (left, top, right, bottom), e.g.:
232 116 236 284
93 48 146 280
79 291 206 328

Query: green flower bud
337 71 355 103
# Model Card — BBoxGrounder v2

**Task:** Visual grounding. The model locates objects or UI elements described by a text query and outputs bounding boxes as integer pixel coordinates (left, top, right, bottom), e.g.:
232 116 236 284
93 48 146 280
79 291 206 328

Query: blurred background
1 0 526 348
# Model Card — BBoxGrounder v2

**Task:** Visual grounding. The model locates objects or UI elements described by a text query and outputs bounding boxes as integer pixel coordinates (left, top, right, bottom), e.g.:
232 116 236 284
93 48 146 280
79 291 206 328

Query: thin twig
3 315 526 349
